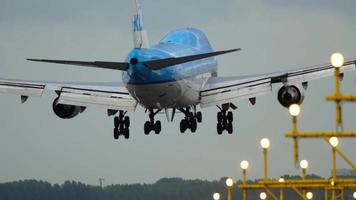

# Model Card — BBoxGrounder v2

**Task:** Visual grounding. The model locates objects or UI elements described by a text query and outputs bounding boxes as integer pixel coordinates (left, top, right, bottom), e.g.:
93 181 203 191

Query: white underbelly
126 79 200 109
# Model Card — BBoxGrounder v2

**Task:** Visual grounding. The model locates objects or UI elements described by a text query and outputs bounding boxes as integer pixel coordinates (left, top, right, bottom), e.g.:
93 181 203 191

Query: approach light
240 160 249 170
353 191 356 199
330 52 344 68
213 193 220 200
278 178 285 183
260 138 271 149
329 137 339 147
226 178 233 187
260 192 267 200
289 104 301 117
300 160 309 169
306 192 313 199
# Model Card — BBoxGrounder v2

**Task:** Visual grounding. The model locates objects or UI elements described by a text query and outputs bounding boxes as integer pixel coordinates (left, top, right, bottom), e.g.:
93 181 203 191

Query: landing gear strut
113 111 130 140
216 104 234 135
179 107 202 133
144 109 162 135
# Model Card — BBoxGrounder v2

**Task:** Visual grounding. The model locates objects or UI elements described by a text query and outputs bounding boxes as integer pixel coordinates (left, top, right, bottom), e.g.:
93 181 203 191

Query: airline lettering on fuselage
133 15 143 32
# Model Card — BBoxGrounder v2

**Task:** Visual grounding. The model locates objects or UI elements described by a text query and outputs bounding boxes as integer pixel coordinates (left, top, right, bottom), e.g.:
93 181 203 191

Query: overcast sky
0 0 356 186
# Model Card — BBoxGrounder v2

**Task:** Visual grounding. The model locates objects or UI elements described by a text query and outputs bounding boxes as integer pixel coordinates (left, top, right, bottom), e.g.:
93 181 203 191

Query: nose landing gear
113 111 130 140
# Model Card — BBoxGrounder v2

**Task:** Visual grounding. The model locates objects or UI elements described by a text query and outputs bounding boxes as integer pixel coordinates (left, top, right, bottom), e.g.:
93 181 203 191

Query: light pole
225 178 233 200
213 192 220 200
260 192 267 200
240 160 249 200
329 137 339 180
260 138 270 180
300 160 309 179
278 178 285 200
300 160 309 200
329 136 339 200
330 52 344 131
306 192 313 200
289 104 301 167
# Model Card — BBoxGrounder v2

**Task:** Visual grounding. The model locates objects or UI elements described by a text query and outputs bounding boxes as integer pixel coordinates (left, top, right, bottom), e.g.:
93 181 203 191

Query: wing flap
200 78 272 108
0 81 45 96
58 87 137 111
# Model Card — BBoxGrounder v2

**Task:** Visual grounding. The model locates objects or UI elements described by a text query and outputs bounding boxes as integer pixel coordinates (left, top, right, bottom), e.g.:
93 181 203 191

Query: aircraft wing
0 78 137 111
200 59 356 108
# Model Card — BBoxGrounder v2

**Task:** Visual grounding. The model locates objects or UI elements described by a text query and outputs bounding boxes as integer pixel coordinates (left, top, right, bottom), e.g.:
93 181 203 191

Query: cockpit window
161 31 198 47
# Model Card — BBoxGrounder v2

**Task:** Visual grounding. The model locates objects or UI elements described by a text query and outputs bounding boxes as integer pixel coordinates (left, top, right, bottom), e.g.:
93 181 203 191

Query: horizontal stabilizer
27 59 129 71
143 48 241 70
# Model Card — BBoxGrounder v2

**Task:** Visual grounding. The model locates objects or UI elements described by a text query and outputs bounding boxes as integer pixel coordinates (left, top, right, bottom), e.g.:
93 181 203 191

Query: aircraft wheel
196 112 202 123
227 112 233 123
124 116 130 127
124 129 130 139
114 116 120 128
154 121 161 134
180 119 187 133
144 121 151 135
113 128 120 140
217 123 223 135
191 119 197 133
227 123 233 134
217 112 223 123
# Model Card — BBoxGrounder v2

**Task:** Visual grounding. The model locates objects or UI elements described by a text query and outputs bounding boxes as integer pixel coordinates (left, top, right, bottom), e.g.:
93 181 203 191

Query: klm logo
133 15 143 32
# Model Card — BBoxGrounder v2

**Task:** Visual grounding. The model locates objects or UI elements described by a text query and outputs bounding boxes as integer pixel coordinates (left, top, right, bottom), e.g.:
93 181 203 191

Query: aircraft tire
196 112 202 123
114 116 120 128
124 116 130 127
217 112 223 123
227 123 233 134
227 112 233 123
113 128 120 140
144 121 151 135
124 129 130 139
180 119 187 133
191 119 197 133
154 121 161 134
217 123 223 135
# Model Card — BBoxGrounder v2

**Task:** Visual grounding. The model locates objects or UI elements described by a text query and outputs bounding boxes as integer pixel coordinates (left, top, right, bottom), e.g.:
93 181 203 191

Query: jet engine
277 85 304 108
52 97 85 119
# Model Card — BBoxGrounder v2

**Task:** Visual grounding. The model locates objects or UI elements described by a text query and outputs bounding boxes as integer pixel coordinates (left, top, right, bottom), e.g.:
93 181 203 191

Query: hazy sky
0 0 356 186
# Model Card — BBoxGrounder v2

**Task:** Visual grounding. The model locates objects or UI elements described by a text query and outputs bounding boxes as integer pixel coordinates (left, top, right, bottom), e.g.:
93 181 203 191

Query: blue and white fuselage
123 28 218 109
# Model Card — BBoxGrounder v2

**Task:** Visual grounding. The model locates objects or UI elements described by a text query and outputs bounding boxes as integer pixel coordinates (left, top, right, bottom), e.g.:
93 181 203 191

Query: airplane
0 0 355 140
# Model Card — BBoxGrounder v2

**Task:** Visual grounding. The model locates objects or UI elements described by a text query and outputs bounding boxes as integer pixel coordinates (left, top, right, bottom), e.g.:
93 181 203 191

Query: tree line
0 175 354 200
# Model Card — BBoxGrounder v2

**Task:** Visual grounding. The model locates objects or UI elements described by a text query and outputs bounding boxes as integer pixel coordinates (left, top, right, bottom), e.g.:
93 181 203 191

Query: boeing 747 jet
1 0 355 139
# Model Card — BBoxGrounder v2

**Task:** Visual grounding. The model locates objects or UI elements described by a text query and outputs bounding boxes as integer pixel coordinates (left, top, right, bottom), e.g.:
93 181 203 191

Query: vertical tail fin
132 0 150 49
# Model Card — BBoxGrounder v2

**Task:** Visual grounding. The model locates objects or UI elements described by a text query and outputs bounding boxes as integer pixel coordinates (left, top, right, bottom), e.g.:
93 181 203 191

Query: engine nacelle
277 85 305 108
52 97 84 119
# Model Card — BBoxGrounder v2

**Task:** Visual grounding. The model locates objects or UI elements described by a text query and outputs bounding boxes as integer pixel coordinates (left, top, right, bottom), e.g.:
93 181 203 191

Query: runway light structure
289 104 301 167
330 52 345 68
213 193 220 200
289 104 301 117
300 160 309 179
260 192 267 200
329 137 339 147
240 160 249 200
226 178 233 200
329 137 339 180
353 191 356 199
306 191 313 200
260 138 270 180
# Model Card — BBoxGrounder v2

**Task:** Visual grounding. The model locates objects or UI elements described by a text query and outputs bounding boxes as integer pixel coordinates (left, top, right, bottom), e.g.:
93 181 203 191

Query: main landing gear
113 111 130 140
144 109 162 135
179 107 202 133
216 103 235 135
